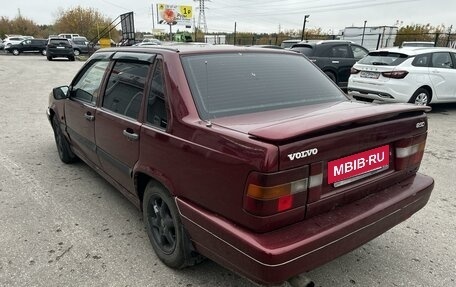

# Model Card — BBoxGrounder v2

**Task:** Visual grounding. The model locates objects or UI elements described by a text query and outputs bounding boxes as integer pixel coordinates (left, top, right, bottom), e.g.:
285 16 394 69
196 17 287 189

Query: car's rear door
95 52 155 192
428 51 456 101
65 54 111 166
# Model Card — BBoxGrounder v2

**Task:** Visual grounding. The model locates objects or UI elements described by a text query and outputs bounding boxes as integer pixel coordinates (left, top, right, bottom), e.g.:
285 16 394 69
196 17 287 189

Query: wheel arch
414 85 433 102
135 171 175 211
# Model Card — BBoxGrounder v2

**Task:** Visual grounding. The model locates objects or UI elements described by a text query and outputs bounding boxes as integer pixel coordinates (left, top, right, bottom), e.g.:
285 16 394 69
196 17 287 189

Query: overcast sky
2 0 456 34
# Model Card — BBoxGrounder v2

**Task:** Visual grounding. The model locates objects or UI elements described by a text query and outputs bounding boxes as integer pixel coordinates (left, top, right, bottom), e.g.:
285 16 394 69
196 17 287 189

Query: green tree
53 6 116 41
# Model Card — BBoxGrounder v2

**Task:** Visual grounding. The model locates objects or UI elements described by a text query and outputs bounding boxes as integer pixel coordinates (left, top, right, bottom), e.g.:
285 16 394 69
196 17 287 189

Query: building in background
341 26 398 51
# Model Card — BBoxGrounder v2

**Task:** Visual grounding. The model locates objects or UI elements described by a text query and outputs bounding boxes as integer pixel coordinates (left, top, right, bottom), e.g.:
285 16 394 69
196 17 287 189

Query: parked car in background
70 37 90 55
46 37 75 61
348 47 456 105
291 40 369 88
2 36 26 49
58 33 80 39
401 41 435 47
47 45 434 285
5 38 47 55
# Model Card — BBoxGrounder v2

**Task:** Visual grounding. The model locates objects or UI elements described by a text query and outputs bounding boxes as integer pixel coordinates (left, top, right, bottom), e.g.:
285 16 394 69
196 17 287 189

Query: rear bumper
176 173 434 285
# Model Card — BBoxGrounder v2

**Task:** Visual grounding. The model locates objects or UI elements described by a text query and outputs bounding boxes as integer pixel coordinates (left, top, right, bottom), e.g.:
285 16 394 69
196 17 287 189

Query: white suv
348 47 456 105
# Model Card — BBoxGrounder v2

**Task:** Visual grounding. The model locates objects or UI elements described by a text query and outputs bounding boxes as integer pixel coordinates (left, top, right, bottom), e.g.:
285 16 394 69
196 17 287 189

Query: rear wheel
73 49 80 56
40 49 46 56
47 56 53 61
51 116 77 163
143 182 202 268
12 49 19 55
409 88 431 106
69 56 75 61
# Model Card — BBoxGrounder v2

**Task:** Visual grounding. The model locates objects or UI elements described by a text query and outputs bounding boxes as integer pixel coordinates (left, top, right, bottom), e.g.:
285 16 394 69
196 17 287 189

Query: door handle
123 129 139 141
332 60 340 64
84 112 94 121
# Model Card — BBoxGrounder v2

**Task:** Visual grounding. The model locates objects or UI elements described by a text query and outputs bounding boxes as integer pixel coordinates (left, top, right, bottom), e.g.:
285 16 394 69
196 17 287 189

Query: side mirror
53 86 69 100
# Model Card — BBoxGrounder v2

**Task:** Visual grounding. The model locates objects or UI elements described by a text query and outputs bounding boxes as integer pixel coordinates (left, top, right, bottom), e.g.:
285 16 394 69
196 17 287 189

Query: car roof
100 45 297 56
371 46 456 56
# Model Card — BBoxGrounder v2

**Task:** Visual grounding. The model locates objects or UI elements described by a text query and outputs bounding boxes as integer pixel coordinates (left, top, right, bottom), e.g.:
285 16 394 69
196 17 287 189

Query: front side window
102 61 149 119
329 45 350 58
181 52 345 119
71 60 109 104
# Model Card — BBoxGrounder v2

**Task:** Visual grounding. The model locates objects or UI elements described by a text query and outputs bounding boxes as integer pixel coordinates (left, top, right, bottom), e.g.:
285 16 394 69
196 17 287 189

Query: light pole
301 15 310 41
361 20 367 46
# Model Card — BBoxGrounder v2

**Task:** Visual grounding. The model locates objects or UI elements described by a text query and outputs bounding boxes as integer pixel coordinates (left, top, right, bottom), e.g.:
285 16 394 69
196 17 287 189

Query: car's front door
65 57 110 166
428 52 456 101
95 53 153 192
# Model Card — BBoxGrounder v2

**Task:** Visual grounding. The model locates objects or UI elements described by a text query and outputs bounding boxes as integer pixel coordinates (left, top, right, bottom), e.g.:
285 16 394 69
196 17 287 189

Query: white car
348 47 456 105
3 36 26 48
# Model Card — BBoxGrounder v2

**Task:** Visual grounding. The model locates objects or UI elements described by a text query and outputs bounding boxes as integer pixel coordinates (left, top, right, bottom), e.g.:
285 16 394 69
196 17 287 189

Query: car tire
324 71 337 83
51 115 77 163
41 49 46 56
47 56 53 61
69 56 75 61
143 182 203 269
409 88 431 106
12 49 20 56
73 49 80 56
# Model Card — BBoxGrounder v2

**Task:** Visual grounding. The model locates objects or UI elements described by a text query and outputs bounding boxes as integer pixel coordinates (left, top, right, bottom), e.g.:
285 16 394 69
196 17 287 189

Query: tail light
350 67 360 74
395 133 427 170
382 70 409 79
244 166 310 216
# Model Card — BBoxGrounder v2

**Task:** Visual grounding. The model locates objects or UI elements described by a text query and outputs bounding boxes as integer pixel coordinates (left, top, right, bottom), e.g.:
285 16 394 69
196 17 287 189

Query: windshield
357 51 408 66
181 52 345 119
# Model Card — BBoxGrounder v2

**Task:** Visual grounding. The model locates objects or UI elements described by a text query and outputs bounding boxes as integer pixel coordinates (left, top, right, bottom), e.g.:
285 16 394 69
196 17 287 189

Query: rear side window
412 53 430 67
358 52 408 66
329 45 350 58
181 52 345 119
102 61 149 119
290 45 314 56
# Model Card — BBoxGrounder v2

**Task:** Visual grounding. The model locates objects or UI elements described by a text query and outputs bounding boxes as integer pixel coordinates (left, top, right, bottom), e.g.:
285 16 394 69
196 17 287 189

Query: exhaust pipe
287 274 315 287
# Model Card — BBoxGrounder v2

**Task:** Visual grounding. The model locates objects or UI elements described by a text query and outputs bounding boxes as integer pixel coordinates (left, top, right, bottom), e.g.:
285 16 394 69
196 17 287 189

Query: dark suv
46 37 75 61
5 39 47 55
47 46 433 285
291 40 369 88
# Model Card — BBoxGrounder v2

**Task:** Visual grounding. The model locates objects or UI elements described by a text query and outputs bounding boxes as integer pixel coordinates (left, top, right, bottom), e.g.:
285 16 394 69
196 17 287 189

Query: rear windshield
358 51 408 66
49 39 70 45
290 45 314 56
181 52 345 119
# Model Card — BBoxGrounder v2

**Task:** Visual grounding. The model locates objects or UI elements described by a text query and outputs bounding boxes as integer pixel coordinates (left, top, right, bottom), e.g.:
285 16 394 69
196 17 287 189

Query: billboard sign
157 3 192 26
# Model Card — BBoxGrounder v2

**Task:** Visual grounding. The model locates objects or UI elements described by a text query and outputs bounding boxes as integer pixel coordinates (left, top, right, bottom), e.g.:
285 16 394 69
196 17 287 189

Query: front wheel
73 49 80 56
143 182 202 269
47 56 53 61
409 88 431 106
41 49 46 56
12 49 20 55
52 116 77 163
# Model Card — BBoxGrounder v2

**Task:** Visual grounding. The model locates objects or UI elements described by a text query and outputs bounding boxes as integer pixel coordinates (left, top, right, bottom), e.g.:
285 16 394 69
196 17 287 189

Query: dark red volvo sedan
47 45 434 285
